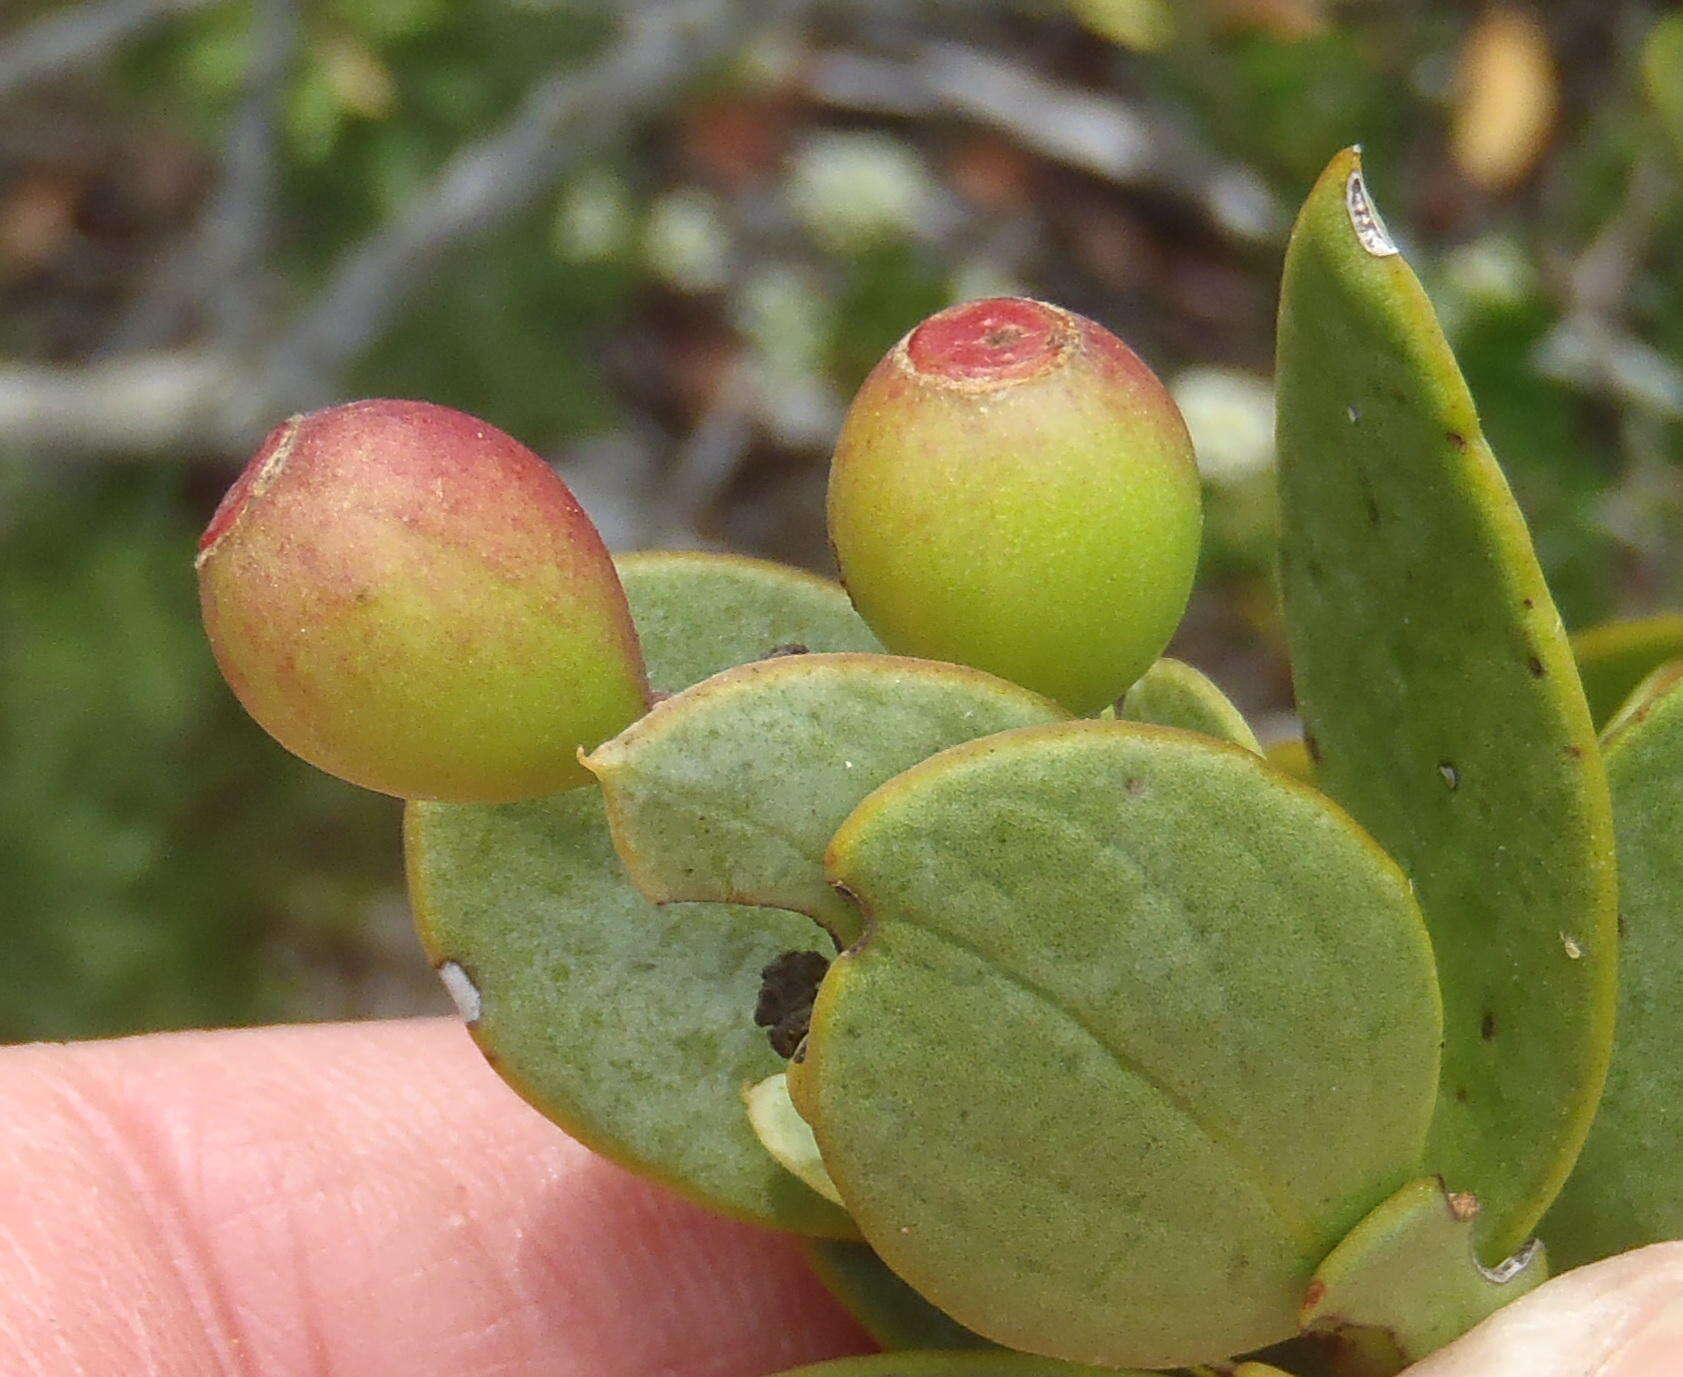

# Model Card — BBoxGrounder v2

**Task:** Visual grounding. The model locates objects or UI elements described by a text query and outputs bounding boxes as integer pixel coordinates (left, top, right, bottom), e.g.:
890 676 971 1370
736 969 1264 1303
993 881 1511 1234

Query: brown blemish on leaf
1564 744 1583 760
1481 1012 1497 1041
1455 1086 1470 1103
756 950 831 1059
1446 431 1469 451
1527 655 1545 678
1448 1191 1481 1222
1305 733 1323 764
764 643 810 659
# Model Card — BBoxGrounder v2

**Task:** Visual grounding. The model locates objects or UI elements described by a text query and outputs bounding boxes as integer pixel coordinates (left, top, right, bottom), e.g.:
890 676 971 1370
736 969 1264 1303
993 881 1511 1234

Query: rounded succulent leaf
804 1240 993 1352
407 789 853 1236
616 550 881 697
583 653 1067 942
1120 657 1261 752
198 400 648 802
794 722 1442 1368
827 297 1202 714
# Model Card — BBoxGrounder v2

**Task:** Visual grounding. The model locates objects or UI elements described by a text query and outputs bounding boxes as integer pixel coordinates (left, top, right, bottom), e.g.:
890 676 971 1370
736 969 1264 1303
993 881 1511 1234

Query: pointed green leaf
765 1355 1137 1377
1276 147 1617 1259
616 550 881 697
1120 658 1261 752
584 654 1068 942
806 1239 994 1352
1570 615 1683 729
796 722 1441 1369
1543 675 1683 1267
747 1072 844 1207
404 551 887 1235
1301 1178 1547 1375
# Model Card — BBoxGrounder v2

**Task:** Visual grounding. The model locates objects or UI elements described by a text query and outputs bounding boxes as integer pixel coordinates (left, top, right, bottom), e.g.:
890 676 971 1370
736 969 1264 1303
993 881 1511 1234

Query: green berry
196 399 649 802
826 297 1202 714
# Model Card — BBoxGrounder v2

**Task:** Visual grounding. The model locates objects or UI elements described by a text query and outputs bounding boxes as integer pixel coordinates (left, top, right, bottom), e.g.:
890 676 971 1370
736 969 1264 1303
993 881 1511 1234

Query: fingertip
0 1019 872 1377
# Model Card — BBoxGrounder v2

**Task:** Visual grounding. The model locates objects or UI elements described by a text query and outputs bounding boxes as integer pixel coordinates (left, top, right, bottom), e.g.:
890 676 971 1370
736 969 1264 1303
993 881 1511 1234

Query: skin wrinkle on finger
9 1019 1683 1377
0 1018 870 1377
0 1053 234 1376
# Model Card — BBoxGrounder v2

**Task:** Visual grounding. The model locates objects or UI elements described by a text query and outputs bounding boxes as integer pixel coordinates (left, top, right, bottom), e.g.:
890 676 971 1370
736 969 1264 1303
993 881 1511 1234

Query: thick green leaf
1276 147 1617 1260
747 1072 844 1206
806 1240 993 1352
1301 1178 1548 1375
796 721 1441 1369
616 550 881 697
1570 616 1683 729
766 1355 1136 1377
407 791 852 1235
404 552 885 1234
584 654 1067 942
1120 658 1261 752
1543 676 1683 1267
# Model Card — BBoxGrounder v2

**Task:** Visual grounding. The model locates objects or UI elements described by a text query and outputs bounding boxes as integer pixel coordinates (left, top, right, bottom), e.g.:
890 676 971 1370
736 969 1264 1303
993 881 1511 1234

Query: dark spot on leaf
1481 1012 1497 1041
1305 733 1322 764
1455 1086 1469 1103
764 643 810 659
1522 597 1534 610
1564 744 1583 761
756 950 831 1060
1446 431 1469 451
1527 655 1545 678
1618 913 1629 941
1125 777 1148 798
1303 1279 1327 1309
1367 498 1381 525
791 1041 808 1065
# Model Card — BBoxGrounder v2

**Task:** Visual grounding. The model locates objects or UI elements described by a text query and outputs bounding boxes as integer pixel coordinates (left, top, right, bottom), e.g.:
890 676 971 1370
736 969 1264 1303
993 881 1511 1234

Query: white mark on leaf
1346 169 1399 257
438 960 483 1024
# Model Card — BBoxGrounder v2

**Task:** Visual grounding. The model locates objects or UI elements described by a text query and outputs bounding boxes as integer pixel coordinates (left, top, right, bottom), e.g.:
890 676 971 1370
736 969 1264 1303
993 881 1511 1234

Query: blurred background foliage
3 0 1683 1041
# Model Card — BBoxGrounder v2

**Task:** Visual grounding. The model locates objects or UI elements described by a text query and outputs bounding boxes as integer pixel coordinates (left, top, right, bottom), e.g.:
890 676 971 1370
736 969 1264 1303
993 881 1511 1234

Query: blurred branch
106 0 301 353
1539 150 1683 418
263 0 766 412
6 0 775 457
802 40 1284 243
0 0 214 101
0 351 241 457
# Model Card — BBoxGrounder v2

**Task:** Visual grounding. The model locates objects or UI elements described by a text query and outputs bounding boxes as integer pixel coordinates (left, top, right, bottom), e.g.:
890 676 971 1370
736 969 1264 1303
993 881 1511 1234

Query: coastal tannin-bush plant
196 149 1683 1376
